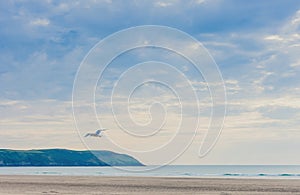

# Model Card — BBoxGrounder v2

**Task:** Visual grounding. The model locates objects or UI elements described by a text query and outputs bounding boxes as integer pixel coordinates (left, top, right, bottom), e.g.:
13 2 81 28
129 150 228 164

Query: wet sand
0 175 300 194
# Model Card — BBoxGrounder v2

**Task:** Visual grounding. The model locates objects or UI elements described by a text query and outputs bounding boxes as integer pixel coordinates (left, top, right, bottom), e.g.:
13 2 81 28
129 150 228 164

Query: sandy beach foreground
0 175 300 195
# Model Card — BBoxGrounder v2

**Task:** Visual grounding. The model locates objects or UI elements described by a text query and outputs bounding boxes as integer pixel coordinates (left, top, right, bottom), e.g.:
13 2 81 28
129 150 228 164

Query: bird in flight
84 129 108 138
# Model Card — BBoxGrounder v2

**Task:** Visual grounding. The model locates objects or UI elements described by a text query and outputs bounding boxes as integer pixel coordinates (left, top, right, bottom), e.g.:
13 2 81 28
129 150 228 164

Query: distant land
0 149 143 166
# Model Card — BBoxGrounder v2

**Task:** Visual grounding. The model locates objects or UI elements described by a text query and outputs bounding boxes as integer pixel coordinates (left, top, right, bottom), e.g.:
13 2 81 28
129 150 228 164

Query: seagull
84 129 108 137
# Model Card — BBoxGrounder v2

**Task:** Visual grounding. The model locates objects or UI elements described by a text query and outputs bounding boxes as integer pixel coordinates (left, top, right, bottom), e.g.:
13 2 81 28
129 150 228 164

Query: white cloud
225 79 240 94
290 59 300 67
154 1 174 7
0 99 85 149
264 10 300 45
30 18 50 26
1 0 300 164
229 95 300 111
264 35 284 41
194 0 206 4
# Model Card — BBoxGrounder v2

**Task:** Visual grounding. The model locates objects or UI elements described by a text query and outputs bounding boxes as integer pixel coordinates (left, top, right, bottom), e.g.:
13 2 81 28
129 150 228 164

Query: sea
1 165 300 179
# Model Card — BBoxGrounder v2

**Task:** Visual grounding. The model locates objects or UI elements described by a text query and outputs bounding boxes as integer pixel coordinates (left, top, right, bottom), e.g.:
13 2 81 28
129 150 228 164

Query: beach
0 175 300 194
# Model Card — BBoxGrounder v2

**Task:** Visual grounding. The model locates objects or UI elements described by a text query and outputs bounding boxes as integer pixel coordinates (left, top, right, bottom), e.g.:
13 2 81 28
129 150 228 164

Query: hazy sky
1 0 300 165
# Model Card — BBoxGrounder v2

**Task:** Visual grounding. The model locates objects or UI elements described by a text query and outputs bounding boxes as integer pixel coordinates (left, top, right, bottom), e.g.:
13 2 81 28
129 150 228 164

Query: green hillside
0 149 143 166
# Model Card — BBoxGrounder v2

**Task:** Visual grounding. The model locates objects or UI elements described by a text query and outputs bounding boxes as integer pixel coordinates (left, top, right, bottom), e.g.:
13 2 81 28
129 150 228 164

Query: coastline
1 175 300 194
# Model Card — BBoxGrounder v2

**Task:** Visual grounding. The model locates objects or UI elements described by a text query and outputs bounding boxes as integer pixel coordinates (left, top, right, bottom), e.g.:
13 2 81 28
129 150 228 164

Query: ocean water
1 165 300 179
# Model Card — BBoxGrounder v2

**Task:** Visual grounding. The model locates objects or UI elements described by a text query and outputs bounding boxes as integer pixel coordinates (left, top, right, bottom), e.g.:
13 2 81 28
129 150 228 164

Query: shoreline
1 175 300 194
1 174 300 180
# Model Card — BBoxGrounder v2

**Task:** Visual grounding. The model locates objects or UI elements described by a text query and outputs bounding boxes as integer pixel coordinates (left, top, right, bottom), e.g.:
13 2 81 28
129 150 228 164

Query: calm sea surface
1 165 300 179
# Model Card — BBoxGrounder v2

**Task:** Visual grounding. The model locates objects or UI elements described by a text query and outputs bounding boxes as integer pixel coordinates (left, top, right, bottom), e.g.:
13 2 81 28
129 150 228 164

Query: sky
1 0 300 165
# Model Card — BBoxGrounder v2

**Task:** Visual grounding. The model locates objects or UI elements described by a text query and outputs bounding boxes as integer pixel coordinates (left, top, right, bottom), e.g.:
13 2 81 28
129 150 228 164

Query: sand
0 175 300 194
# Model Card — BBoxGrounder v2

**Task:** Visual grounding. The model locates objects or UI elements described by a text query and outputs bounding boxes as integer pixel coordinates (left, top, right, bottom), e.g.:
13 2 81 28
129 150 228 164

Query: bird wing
95 130 101 135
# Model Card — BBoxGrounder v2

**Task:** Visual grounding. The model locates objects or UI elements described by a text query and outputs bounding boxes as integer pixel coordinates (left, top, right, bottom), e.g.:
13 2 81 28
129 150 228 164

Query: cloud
194 0 206 4
30 18 50 26
154 1 174 7
1 0 300 164
264 35 284 41
0 99 85 149
290 60 300 67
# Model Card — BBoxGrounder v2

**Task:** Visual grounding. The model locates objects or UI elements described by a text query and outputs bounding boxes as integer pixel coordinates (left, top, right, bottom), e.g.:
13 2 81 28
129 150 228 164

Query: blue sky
1 0 300 165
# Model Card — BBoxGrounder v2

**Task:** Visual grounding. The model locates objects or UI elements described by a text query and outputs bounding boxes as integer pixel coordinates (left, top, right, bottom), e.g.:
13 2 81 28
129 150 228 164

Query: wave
35 171 62 175
175 172 300 178
173 172 300 178
222 173 300 177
